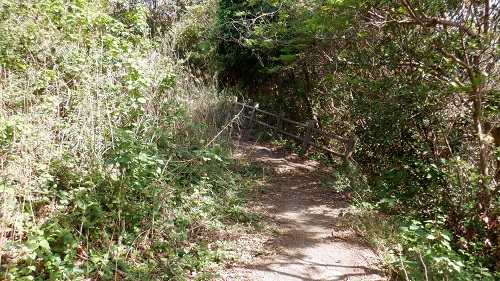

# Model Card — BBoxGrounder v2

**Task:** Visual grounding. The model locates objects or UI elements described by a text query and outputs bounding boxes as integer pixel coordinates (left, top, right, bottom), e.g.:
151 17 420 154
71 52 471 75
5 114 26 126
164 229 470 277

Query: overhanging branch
428 18 477 37
398 18 478 37
400 0 476 81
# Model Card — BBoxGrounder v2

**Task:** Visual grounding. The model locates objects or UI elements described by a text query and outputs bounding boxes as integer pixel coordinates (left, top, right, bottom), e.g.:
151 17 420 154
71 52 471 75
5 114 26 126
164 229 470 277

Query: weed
0 0 249 279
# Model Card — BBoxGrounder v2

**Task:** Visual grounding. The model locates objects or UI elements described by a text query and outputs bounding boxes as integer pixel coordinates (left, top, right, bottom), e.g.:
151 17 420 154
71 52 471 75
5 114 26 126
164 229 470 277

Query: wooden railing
235 101 357 167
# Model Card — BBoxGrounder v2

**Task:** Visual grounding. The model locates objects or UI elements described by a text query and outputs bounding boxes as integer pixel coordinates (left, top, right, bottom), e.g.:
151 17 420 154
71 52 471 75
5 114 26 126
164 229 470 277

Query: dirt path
217 139 386 281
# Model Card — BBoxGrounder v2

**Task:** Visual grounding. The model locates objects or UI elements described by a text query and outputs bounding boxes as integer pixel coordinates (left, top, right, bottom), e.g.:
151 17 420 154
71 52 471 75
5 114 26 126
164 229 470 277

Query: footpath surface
217 139 386 281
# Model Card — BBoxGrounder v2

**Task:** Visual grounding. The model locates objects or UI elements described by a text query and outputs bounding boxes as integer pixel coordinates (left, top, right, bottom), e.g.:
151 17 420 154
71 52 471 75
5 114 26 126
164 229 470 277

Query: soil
217 138 386 281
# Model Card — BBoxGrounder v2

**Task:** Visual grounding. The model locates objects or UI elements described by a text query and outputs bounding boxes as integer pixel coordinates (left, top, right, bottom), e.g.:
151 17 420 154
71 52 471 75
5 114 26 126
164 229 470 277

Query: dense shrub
0 0 243 280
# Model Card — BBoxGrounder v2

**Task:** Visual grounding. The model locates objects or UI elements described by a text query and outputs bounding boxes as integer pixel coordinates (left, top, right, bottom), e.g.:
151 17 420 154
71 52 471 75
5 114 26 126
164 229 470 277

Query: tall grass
0 0 242 279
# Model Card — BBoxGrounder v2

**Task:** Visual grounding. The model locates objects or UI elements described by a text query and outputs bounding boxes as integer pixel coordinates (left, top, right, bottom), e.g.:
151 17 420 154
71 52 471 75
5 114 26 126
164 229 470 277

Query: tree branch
492 181 500 199
427 18 477 37
398 1 478 38
400 0 476 81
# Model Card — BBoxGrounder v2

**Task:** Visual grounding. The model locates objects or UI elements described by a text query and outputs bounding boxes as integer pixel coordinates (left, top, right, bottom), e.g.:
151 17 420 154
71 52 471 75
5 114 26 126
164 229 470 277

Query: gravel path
217 139 386 281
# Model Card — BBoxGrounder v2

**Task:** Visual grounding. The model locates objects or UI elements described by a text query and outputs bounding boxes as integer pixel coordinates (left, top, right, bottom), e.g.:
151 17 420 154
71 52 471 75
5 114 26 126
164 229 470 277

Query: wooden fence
235 101 357 167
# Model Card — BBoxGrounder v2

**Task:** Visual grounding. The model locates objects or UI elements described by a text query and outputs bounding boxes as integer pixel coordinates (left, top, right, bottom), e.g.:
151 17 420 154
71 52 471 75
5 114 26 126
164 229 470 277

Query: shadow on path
218 139 386 281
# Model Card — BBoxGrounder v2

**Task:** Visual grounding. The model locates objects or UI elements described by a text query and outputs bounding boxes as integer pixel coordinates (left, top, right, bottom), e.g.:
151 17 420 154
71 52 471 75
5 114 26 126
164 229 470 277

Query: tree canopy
214 0 499 278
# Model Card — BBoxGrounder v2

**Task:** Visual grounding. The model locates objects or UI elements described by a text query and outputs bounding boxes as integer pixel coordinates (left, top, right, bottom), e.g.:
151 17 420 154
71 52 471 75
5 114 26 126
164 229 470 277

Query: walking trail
217 139 386 281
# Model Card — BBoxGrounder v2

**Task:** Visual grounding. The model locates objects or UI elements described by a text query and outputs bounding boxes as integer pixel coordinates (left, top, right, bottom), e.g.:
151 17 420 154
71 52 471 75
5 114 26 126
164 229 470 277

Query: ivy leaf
39 239 50 250
25 241 39 251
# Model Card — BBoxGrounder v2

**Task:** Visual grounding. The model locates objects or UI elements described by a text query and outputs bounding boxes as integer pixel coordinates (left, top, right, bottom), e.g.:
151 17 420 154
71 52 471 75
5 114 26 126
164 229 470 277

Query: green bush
0 0 246 280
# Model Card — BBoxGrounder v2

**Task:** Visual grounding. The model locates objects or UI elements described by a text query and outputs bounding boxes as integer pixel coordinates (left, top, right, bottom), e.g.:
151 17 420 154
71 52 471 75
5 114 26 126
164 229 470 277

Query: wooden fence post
249 102 259 129
273 111 285 139
233 96 238 116
303 119 315 152
343 134 357 168
233 100 356 164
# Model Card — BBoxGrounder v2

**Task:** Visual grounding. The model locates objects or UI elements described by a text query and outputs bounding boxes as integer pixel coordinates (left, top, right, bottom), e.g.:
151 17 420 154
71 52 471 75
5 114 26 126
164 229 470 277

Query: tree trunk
302 64 334 162
472 89 492 216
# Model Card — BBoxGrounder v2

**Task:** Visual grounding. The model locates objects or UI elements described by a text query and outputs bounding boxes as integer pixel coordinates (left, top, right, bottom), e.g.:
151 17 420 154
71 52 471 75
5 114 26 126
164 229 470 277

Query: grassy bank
0 1 246 280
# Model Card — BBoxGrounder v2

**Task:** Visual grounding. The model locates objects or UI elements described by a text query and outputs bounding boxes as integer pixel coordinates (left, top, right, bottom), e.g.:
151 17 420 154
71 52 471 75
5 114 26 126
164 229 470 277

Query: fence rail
235 101 357 167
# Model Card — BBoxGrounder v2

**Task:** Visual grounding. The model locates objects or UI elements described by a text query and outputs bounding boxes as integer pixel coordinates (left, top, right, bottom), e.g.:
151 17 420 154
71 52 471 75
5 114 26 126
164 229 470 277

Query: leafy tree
213 0 500 276
371 0 500 220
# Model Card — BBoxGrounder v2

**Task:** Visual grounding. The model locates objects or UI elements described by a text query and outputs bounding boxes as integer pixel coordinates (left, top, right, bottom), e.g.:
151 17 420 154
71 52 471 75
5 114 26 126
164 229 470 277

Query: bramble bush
0 0 246 280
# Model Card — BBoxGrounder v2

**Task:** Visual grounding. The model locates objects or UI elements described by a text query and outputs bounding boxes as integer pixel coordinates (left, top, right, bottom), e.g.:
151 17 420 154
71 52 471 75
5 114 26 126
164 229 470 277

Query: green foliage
2 0 499 279
214 0 500 278
343 209 499 281
0 0 248 280
215 0 275 85
392 217 499 280
214 0 370 131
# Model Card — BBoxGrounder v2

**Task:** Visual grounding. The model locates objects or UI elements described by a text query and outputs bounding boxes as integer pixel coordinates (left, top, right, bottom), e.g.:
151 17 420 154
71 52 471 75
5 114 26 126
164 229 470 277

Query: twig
419 251 429 281
399 252 410 281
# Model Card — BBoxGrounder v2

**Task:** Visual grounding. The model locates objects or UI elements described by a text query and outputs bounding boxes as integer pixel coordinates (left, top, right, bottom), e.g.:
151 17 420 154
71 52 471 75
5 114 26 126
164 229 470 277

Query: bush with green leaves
212 0 500 279
394 217 498 281
0 0 246 280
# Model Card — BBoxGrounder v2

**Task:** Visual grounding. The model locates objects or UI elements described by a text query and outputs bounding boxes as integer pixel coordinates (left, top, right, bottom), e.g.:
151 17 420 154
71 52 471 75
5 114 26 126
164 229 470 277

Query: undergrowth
230 111 500 280
0 0 247 280
337 165 500 281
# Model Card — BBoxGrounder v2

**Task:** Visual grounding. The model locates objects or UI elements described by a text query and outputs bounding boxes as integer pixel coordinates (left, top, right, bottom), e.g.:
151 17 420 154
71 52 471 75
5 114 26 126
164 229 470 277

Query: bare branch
400 0 476 81
427 18 478 37
395 18 477 37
